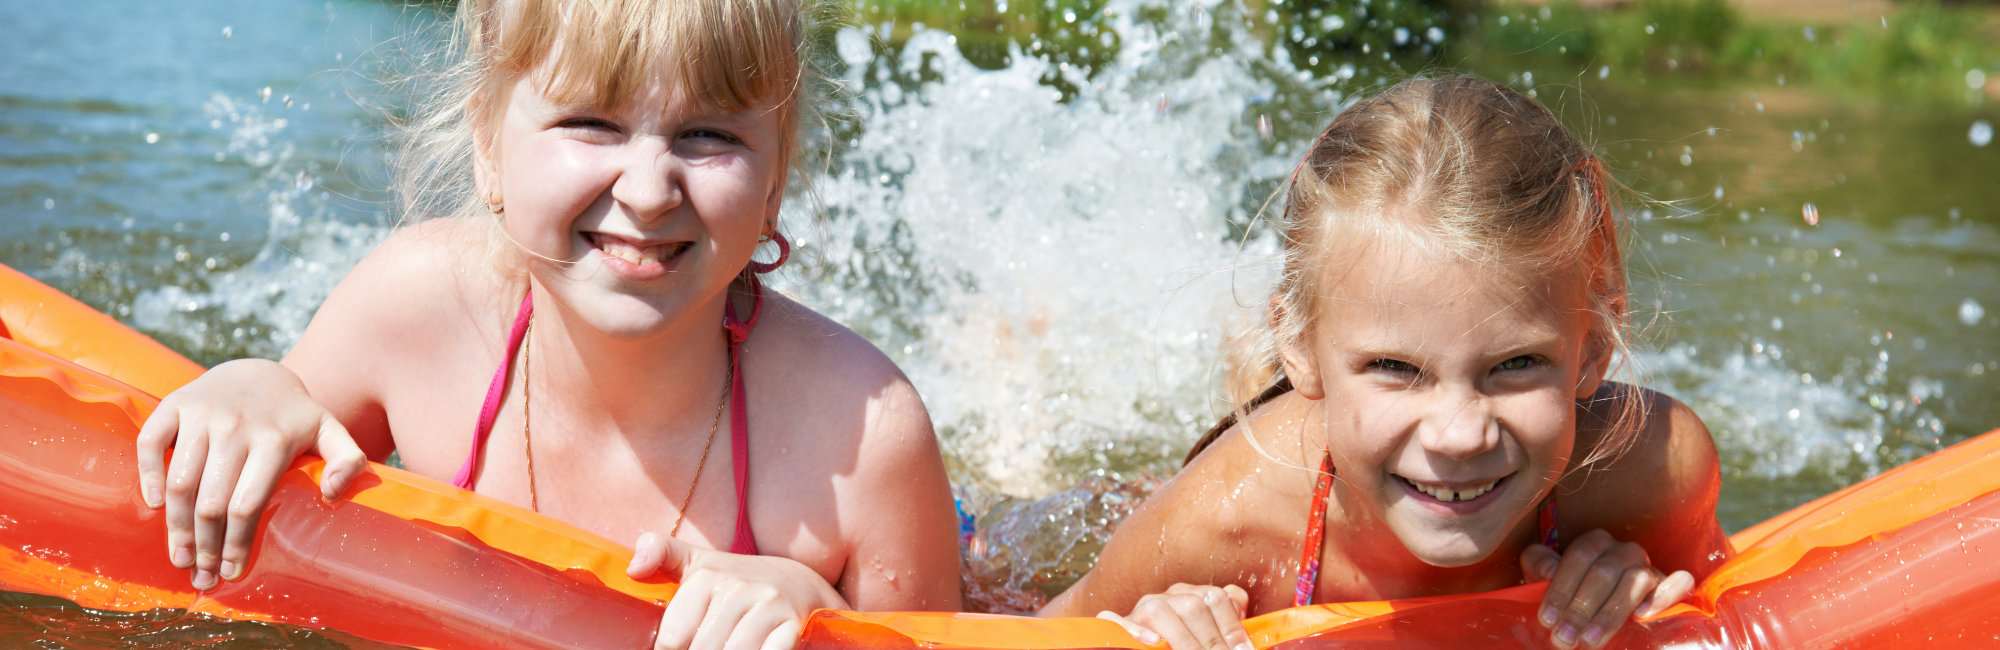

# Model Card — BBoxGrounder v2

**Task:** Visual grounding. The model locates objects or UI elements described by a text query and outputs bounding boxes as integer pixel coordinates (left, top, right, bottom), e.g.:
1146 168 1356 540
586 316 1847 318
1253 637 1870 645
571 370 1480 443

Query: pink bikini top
449 281 765 556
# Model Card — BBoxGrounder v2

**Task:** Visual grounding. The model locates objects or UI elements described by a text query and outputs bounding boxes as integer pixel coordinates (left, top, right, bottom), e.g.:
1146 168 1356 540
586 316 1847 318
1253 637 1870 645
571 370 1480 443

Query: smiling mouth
585 233 692 267
1395 474 1508 504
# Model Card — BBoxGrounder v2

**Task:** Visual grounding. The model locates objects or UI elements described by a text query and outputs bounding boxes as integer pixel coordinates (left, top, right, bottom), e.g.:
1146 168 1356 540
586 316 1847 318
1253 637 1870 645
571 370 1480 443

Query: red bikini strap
453 292 534 490
1295 454 1336 607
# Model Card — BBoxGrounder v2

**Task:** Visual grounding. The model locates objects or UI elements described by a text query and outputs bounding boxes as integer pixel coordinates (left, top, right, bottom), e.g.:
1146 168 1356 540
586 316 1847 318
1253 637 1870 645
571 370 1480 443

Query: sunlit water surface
3 0 1995 643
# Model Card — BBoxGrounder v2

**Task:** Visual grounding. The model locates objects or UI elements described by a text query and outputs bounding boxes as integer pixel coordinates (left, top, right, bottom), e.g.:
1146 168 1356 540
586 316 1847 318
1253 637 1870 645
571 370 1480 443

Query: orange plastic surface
4 262 1999 648
0 264 203 397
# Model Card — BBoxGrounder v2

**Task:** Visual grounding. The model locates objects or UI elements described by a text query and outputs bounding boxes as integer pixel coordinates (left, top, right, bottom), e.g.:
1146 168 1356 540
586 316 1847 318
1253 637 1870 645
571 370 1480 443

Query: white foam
781 4 1308 495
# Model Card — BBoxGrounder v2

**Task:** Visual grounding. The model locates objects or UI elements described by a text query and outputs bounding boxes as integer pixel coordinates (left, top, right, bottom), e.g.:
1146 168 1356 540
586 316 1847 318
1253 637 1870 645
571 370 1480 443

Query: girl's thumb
627 532 697 579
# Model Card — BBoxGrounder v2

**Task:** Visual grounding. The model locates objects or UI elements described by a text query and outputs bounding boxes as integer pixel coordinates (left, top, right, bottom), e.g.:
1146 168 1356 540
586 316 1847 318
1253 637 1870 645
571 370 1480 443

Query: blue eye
1495 355 1542 372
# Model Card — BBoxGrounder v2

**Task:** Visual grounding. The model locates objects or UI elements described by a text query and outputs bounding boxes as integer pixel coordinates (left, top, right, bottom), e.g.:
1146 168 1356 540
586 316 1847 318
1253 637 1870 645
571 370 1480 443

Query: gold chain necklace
521 322 732 539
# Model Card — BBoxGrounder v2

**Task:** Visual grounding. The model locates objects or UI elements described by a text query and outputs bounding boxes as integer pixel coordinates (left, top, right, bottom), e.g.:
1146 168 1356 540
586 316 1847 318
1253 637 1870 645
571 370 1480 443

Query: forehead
1312 229 1590 351
491 0 797 116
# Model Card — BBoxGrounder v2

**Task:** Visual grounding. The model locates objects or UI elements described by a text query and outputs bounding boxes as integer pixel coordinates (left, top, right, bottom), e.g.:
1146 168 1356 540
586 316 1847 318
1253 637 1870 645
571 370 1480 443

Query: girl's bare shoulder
1558 384 1721 540
283 217 509 455
314 218 510 337
744 290 943 491
1151 393 1324 558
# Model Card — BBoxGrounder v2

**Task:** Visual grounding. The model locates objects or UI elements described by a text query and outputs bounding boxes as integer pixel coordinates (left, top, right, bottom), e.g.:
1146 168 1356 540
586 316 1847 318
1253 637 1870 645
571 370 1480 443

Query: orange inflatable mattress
3 263 1998 648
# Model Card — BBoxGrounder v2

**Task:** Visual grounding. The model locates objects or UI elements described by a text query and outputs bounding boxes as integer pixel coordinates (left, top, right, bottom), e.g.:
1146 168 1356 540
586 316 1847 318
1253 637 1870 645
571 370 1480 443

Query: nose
1418 389 1500 460
610 135 682 224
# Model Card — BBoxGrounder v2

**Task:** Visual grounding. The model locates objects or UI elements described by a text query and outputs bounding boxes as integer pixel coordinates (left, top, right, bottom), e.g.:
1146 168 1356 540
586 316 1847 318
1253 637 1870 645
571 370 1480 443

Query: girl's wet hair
1192 75 1641 469
392 0 825 238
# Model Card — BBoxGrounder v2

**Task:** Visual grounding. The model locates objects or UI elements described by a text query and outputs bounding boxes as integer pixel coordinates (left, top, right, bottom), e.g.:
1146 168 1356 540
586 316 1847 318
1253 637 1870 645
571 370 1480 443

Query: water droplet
1971 120 1993 148
1801 202 1819 226
1713 184 1725 200
1062 9 1076 24
1771 317 1785 331
1644 23 1656 35
1322 15 1345 31
1393 27 1410 46
1961 299 1986 327
1426 27 1445 44
1598 65 1610 80
1971 69 1990 90
1679 146 1694 167
221 25 232 39
259 86 273 103
144 132 159 144
42 198 53 210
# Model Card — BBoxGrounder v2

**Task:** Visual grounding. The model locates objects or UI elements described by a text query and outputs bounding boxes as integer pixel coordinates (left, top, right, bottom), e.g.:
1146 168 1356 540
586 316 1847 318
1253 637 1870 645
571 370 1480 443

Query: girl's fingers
1135 596 1208 650
655 571 715 650
1569 544 1650 624
1097 611 1161 646
162 428 209 571
757 618 803 650
217 444 288 581
190 435 251 590
688 581 762 650
1520 543 1562 581
135 400 180 509
1539 531 1612 628
723 601 796 650
630 532 668 578
1579 567 1659 648
1195 588 1253 650
1221 585 1250 615
1635 570 1696 618
315 414 367 500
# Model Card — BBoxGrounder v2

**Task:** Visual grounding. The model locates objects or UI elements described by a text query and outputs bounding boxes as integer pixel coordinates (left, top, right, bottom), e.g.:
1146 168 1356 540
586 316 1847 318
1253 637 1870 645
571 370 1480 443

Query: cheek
685 158 774 235
1497 389 1577 459
1329 388 1415 468
502 142 614 251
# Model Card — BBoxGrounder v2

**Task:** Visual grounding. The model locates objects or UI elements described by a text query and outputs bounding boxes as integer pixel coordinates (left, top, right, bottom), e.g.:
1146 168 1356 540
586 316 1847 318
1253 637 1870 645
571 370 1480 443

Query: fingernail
1139 630 1159 644
192 569 216 591
1538 605 1557 627
1582 625 1606 647
1554 623 1578 646
143 486 160 508
170 547 190 568
1237 643 1256 650
221 560 240 580
1203 590 1221 604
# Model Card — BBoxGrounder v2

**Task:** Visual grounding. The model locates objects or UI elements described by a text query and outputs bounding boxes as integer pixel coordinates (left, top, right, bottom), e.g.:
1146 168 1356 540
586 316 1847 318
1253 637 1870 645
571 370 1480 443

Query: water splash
128 91 384 359
785 3 1311 496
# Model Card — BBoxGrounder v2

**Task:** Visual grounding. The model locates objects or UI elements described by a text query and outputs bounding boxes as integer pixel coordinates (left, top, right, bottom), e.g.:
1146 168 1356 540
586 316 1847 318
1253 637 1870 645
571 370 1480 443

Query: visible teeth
594 237 684 265
1406 478 1497 503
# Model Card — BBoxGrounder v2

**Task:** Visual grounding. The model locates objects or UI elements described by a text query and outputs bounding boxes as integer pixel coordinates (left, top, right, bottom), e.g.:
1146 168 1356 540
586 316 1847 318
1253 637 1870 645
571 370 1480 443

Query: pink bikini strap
453 292 535 489
722 278 764 556
455 285 762 556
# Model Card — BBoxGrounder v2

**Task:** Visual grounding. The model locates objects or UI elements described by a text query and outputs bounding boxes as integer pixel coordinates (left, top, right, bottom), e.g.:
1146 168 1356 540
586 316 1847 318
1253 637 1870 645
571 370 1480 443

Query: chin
1386 513 1506 568
563 293 684 338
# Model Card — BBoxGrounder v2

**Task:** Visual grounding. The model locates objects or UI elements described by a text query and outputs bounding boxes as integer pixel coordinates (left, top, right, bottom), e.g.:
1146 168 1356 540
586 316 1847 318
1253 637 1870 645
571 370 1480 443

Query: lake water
3 0 1995 642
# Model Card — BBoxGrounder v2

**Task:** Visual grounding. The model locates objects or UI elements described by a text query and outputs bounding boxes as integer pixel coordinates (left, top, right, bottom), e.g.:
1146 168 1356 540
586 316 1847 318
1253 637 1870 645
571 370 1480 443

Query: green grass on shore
1469 0 1998 104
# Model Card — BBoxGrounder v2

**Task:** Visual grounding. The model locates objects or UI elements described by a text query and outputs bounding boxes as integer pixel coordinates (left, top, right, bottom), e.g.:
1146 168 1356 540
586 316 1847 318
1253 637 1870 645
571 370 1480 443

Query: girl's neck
521 277 738 442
